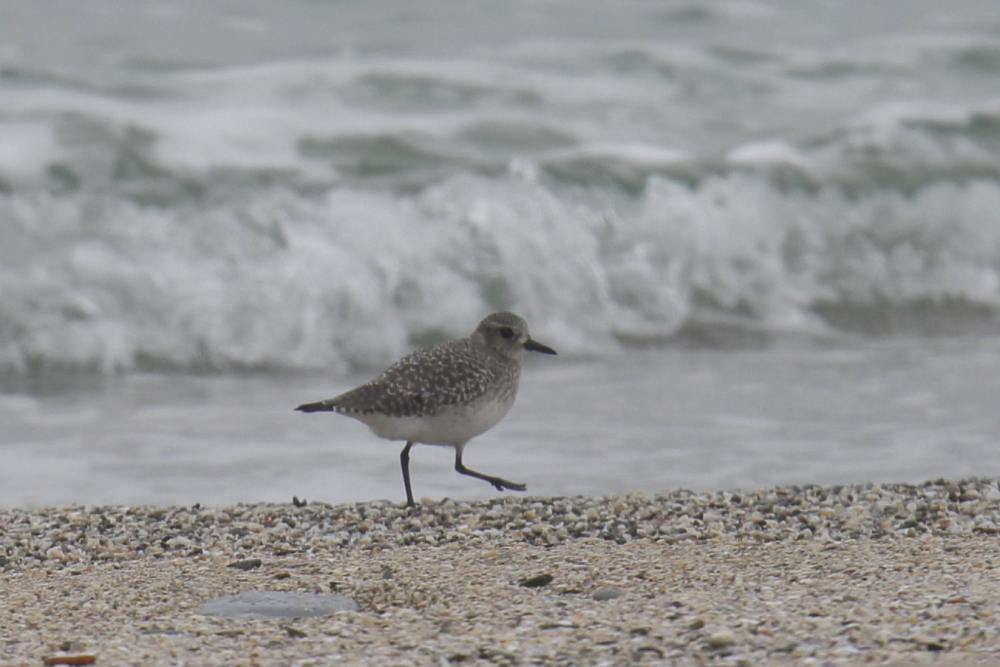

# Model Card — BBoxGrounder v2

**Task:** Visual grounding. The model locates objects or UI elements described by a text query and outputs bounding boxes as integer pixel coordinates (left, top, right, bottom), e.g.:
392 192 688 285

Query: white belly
351 396 514 446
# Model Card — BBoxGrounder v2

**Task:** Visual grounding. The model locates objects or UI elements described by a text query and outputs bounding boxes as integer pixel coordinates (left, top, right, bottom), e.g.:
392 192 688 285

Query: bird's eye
499 326 515 339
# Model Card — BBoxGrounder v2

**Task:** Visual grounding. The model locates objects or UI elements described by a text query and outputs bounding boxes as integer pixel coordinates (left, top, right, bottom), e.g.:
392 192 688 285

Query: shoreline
4 479 1000 665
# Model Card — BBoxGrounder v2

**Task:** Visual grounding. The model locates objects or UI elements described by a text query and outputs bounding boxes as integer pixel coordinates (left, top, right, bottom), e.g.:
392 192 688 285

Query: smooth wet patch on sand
198 591 358 618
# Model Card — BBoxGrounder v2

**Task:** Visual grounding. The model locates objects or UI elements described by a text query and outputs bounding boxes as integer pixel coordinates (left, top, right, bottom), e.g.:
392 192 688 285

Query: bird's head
473 311 557 361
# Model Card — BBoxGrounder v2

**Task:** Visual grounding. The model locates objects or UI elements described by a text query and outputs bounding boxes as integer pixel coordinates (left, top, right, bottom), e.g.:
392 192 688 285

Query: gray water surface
3 339 999 508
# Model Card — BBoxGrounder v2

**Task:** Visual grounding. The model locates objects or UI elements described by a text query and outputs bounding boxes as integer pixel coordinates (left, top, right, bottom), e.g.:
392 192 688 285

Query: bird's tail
295 399 336 412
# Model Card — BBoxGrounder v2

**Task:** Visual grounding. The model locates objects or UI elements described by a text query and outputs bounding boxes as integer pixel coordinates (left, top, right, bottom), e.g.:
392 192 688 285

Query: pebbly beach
4 478 1000 666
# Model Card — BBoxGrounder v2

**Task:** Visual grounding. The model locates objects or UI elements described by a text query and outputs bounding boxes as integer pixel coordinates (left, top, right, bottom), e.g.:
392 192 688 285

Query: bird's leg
454 447 526 493
400 441 416 507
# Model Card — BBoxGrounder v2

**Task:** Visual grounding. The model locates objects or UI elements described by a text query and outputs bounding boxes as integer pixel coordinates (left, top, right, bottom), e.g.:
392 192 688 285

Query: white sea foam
3 161 1000 373
2 0 1000 373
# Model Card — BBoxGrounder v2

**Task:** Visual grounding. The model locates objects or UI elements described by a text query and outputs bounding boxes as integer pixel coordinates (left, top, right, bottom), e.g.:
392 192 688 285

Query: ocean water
2 0 1000 507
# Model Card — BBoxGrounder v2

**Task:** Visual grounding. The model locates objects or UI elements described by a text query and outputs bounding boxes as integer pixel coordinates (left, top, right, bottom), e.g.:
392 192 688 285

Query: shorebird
295 312 557 506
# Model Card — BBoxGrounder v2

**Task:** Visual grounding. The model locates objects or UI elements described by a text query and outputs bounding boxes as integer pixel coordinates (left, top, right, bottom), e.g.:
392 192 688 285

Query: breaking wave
3 33 1000 373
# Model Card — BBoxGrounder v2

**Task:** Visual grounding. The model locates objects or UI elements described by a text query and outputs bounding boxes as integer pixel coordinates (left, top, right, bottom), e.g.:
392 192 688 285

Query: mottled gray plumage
296 312 557 507
314 336 510 419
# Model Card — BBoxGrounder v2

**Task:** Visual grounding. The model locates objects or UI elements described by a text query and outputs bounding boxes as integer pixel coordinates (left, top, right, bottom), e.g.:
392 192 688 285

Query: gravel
4 478 1000 665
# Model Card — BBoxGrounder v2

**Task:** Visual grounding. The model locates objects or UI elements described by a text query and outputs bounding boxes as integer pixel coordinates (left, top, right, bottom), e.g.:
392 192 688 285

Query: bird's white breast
349 392 515 446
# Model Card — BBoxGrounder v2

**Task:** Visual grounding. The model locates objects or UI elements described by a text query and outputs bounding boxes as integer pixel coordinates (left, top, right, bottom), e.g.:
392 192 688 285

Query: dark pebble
227 558 263 571
519 573 554 588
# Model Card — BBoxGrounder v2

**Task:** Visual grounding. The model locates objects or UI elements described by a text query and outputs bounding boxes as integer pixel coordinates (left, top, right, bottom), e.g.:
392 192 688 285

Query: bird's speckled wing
325 338 499 418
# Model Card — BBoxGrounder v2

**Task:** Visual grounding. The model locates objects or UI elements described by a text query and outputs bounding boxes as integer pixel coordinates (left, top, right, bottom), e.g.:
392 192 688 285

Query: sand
4 479 1000 665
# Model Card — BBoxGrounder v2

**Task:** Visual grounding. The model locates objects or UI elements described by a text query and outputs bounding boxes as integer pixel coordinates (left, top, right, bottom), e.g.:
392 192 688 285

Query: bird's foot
489 477 527 493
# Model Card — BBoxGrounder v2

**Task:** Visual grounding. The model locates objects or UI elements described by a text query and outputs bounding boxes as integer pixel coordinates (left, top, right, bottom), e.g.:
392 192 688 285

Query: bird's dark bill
524 338 557 355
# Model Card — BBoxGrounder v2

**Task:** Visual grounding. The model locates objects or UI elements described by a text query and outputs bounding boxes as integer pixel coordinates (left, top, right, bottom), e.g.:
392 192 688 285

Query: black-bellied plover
296 311 557 507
